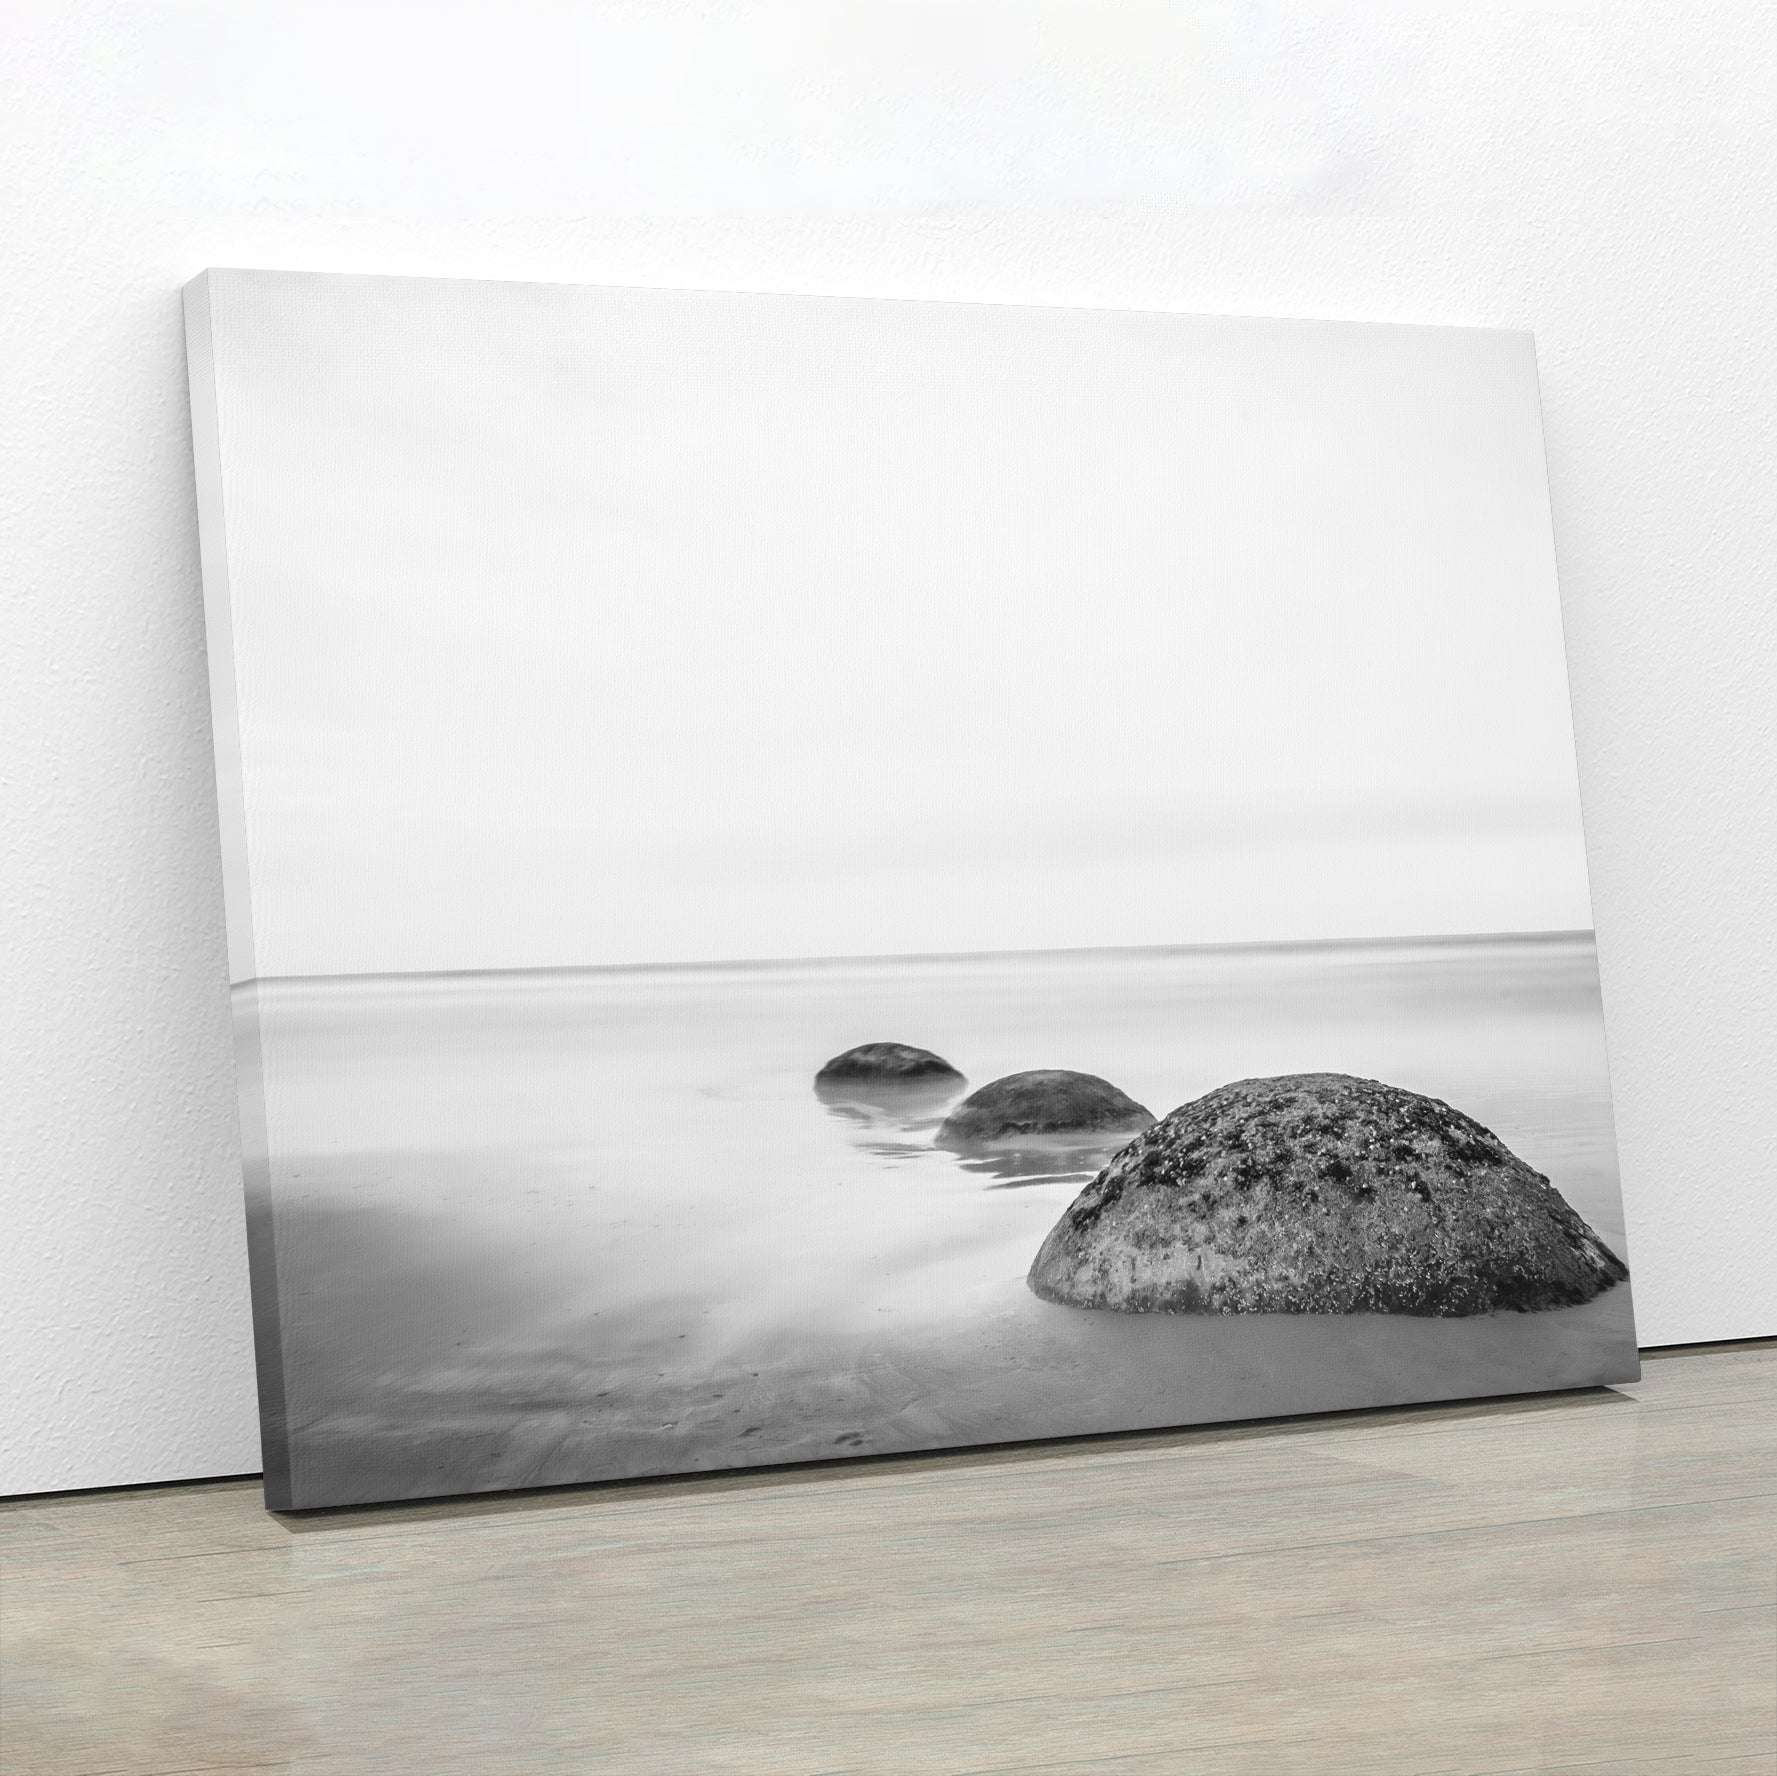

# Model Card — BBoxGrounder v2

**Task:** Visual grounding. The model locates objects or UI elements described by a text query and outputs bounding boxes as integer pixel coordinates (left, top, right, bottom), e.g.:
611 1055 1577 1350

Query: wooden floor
3 1344 1773 1775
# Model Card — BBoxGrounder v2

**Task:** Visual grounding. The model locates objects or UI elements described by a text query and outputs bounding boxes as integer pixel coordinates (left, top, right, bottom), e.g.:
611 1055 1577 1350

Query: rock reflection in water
956 1132 1136 1190
814 1073 965 1162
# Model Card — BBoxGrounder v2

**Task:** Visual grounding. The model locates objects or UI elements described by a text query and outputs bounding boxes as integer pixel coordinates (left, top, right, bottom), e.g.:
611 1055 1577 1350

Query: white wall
3 0 1773 1495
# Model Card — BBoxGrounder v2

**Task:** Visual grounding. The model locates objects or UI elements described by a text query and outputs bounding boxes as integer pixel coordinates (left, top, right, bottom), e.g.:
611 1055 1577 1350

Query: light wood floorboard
3 1344 1773 1774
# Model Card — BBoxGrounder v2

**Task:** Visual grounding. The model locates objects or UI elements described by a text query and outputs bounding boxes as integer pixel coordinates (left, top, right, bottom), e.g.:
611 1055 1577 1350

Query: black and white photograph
185 269 1637 1510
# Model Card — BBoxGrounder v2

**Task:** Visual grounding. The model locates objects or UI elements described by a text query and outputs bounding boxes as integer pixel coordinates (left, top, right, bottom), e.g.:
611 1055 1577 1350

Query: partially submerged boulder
815 1043 963 1088
1028 1072 1628 1316
938 1070 1154 1148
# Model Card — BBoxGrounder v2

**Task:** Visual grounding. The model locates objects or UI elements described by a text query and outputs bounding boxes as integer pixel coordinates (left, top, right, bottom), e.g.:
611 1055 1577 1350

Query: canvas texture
184 270 1636 1510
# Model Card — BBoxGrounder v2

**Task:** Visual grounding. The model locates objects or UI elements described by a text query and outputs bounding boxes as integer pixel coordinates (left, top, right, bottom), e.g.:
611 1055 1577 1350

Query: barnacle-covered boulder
1028 1072 1628 1316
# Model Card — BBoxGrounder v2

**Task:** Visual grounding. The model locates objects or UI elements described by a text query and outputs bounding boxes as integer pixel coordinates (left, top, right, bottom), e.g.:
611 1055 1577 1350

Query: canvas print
184 270 1636 1510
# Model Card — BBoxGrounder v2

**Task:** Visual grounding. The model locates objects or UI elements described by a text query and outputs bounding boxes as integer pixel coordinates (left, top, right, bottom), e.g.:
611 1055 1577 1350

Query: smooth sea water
240 933 1637 1507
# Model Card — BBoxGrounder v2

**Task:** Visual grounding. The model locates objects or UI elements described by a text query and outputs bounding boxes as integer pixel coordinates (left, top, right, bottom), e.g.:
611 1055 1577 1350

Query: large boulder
1028 1072 1628 1316
815 1043 962 1088
938 1070 1154 1147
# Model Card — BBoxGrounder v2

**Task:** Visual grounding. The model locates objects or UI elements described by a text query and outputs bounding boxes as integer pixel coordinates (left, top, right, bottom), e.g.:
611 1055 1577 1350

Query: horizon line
231 927 1597 992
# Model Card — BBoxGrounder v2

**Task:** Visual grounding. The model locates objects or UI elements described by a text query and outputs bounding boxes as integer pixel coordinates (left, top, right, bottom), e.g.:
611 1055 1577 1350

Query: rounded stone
1027 1072 1629 1316
937 1070 1154 1147
815 1043 963 1087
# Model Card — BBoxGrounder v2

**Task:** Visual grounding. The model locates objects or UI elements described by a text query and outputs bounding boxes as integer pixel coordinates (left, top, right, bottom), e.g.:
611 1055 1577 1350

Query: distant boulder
1028 1072 1629 1316
938 1070 1154 1148
815 1043 963 1090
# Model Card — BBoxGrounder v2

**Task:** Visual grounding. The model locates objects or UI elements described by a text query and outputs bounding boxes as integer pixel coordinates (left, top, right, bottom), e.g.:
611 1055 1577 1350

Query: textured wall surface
3 1 1773 1495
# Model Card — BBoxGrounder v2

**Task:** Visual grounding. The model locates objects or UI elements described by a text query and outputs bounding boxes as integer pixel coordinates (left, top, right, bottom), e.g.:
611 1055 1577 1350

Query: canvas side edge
183 272 295 1510
1523 334 1638 1361
1520 339 1641 1383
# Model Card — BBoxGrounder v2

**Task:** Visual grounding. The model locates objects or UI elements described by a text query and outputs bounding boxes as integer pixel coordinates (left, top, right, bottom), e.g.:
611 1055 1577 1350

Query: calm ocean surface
241 933 1637 1506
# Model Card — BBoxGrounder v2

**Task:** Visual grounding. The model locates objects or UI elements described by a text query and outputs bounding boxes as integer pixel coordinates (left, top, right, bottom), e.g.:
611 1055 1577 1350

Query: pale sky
193 270 1594 980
